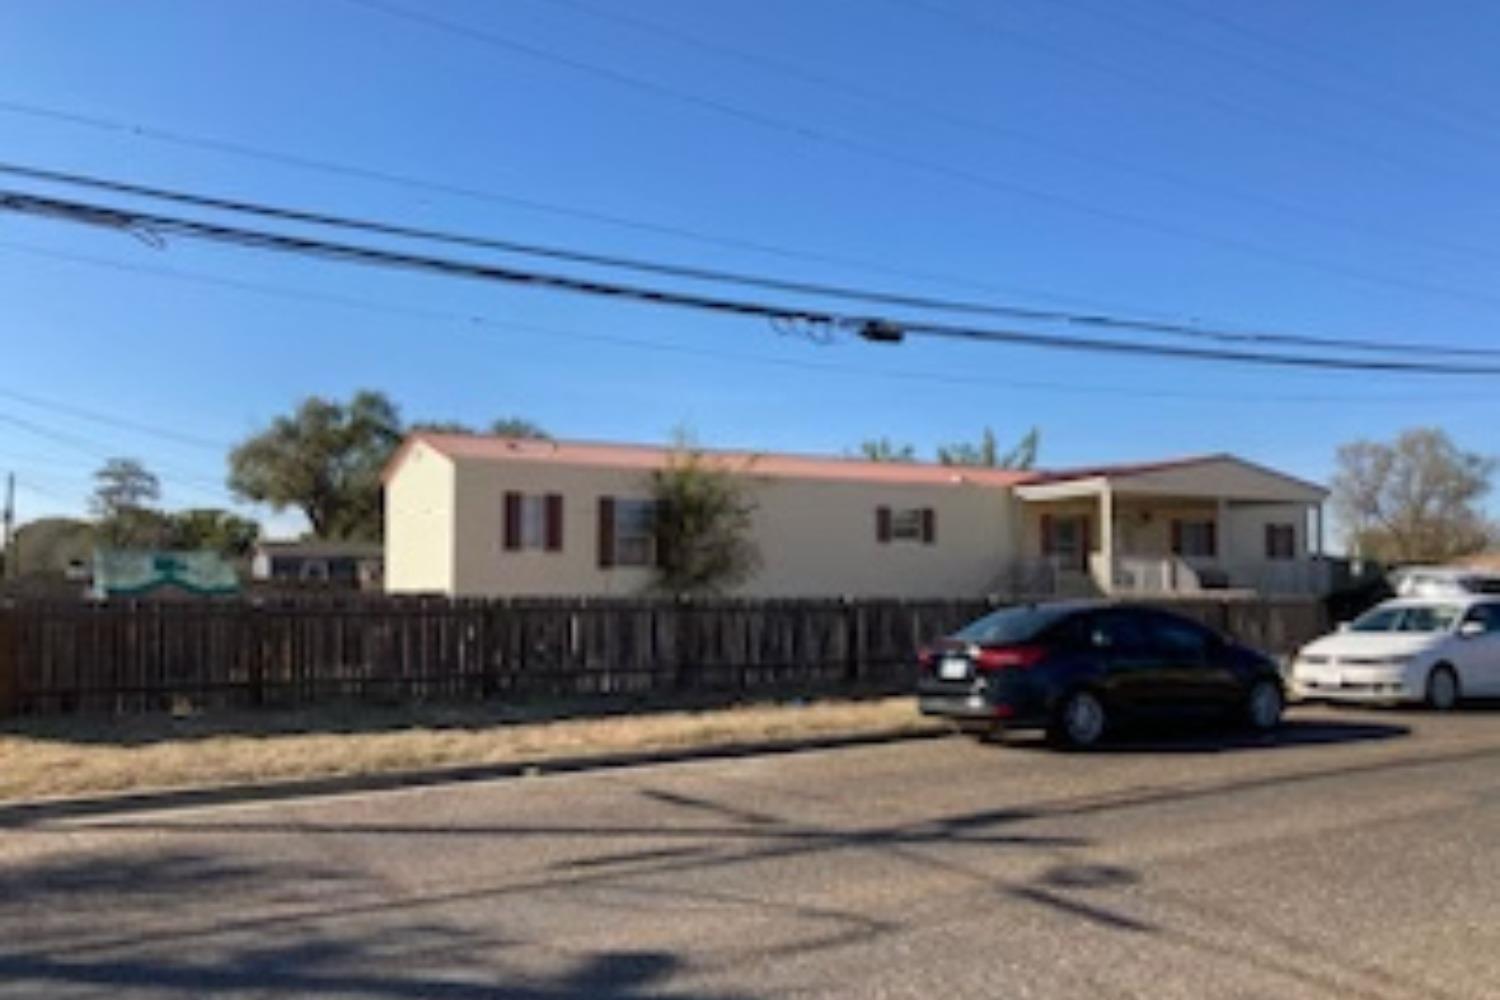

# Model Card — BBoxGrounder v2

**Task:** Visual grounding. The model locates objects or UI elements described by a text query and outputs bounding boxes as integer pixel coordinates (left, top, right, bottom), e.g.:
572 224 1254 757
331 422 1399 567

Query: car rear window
1350 604 1462 633
952 605 1073 645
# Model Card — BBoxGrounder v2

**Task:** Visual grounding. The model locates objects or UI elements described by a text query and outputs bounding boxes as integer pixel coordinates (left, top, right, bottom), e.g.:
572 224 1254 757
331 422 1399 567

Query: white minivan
1291 596 1500 709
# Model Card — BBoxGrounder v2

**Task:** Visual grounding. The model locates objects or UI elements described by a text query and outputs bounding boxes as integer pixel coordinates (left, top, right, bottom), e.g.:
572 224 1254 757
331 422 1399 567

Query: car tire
1425 665 1461 711
1049 689 1108 750
1244 678 1283 732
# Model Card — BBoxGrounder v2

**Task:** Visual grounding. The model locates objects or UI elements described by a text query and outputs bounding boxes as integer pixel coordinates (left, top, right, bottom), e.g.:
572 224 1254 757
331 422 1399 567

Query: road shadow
0 845 759 999
994 716 1409 755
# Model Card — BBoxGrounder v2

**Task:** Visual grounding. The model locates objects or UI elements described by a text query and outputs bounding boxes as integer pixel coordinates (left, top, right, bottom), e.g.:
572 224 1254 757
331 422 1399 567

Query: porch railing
996 556 1330 599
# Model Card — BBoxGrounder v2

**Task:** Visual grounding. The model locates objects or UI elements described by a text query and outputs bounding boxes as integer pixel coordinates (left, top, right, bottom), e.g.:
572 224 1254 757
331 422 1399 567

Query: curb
0 723 949 828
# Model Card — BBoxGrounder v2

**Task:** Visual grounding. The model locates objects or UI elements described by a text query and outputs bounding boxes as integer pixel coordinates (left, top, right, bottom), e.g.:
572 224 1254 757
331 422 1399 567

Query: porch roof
1014 454 1326 504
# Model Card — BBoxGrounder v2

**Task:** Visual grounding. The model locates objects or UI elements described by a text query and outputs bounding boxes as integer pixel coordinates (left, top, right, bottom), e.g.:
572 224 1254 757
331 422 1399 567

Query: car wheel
1245 678 1283 732
1050 690 1107 750
1426 665 1460 711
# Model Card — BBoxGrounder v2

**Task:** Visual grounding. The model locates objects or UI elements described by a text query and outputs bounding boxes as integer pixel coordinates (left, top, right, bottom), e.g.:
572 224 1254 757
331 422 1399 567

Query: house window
519 495 547 549
504 492 564 552
1265 523 1296 561
876 506 935 545
1172 519 1217 558
1041 515 1089 571
612 498 657 566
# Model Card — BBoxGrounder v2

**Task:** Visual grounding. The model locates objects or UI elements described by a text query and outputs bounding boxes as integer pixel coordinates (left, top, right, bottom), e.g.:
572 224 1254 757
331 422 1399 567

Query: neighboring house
251 541 384 590
91 549 240 599
383 433 1329 600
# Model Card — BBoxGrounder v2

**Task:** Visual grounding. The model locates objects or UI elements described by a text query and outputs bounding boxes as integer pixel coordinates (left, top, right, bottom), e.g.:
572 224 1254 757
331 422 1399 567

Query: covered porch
1008 455 1330 598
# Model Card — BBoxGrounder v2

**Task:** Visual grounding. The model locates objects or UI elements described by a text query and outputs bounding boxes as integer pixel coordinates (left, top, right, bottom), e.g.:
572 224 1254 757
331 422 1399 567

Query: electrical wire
8 161 1500 359
547 0 1500 269
6 186 1500 377
7 238 1489 406
342 0 1500 313
0 410 238 505
0 98 1163 317
0 383 225 452
889 0 1478 183
1050 0 1495 147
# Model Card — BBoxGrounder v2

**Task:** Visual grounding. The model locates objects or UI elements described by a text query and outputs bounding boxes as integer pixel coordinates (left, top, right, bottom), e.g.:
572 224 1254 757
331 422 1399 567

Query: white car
1292 596 1500 709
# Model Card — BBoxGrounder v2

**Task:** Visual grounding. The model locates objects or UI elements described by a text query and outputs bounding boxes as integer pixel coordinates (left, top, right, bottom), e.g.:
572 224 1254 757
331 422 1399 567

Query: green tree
164 508 261 557
490 417 550 439
650 444 761 595
1332 427 1497 562
229 390 403 540
936 427 1039 470
9 517 95 577
90 458 166 548
857 438 917 462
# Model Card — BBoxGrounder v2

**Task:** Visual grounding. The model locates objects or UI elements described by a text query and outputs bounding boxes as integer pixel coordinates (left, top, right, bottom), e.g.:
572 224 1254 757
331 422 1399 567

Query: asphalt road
3 706 1499 999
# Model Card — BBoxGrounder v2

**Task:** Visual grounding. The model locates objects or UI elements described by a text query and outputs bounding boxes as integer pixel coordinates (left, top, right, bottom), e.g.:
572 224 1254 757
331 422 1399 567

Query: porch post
1312 502 1325 558
1215 497 1229 562
1099 484 1115 594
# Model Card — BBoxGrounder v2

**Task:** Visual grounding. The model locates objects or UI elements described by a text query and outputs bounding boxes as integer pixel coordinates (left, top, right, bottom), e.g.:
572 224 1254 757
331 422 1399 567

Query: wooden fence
0 596 1326 718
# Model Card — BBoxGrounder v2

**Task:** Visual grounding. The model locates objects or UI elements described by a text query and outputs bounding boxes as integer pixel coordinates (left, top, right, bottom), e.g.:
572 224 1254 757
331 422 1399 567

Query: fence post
0 604 15 718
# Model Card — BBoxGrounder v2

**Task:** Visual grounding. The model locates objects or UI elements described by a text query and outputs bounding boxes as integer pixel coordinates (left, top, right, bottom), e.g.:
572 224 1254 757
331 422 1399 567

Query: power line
1050 0 1495 148
342 0 1500 313
10 161 1500 360
0 409 237 504
7 185 1500 377
0 383 225 451
1151 0 1500 136
0 98 1167 319
889 0 1479 184
545 0 1500 269
9 238 1489 406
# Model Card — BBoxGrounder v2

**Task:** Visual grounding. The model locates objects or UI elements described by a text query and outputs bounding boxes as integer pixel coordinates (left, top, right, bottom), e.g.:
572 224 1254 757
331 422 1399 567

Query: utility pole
1 472 13 581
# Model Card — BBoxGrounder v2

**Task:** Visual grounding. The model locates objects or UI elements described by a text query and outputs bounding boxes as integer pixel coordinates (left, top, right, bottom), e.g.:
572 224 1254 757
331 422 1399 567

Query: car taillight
973 644 1047 670
916 648 936 673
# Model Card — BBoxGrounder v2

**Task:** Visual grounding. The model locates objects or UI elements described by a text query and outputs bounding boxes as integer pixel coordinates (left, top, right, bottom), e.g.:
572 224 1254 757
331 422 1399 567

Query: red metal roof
385 432 1038 488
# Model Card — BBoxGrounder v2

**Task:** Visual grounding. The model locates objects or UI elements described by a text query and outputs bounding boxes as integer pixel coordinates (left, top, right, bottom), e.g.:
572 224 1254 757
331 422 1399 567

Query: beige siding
452 460 656 597
446 459 1018 598
1227 502 1308 561
744 478 1016 597
385 441 456 593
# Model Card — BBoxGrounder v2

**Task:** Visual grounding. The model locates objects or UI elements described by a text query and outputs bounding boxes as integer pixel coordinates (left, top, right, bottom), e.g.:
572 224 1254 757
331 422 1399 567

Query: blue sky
3 0 1499 539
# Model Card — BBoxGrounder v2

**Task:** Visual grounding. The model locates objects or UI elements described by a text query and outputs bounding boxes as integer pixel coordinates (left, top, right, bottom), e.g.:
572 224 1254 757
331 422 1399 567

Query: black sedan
917 601 1284 749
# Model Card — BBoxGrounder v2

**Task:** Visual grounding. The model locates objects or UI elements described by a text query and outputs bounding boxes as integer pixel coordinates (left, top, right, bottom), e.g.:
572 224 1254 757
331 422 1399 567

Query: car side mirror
1459 621 1485 639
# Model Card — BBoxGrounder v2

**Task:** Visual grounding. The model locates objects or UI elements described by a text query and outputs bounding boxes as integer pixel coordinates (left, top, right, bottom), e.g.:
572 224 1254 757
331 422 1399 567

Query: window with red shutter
598 496 616 568
502 491 522 551
544 493 564 552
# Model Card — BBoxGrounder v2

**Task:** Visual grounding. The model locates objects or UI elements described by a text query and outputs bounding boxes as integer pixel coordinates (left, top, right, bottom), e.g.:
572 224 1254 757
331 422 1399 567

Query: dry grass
0 698 935 804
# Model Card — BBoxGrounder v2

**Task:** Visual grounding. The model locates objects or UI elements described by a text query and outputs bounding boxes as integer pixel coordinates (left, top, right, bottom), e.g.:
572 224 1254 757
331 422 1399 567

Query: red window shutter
544 493 564 552
1206 520 1218 558
503 491 522 551
598 496 616 568
921 507 936 545
1040 514 1054 555
1171 520 1183 555
876 506 892 544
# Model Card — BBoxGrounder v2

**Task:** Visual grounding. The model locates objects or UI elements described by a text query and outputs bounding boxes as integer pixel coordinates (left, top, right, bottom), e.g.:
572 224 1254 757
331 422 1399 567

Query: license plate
939 656 970 681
